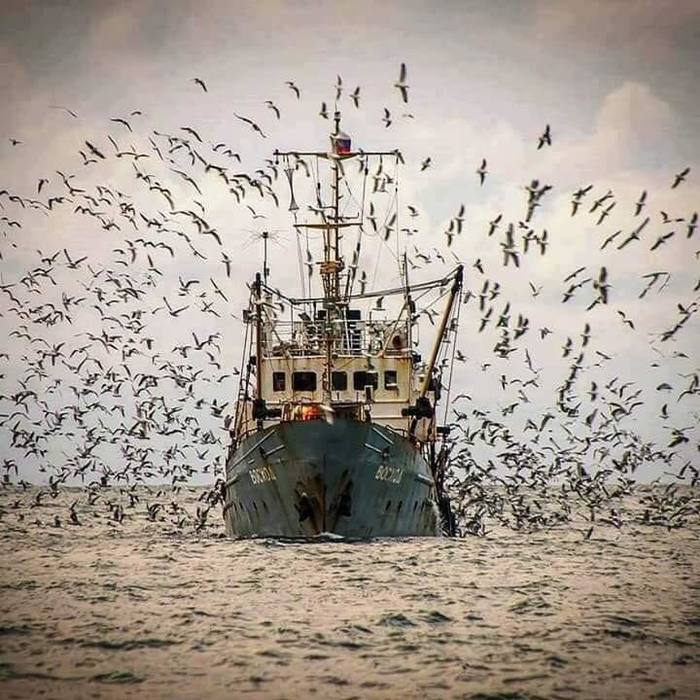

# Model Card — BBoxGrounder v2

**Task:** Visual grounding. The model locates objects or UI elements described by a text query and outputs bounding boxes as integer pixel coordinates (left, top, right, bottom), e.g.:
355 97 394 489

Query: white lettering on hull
375 465 403 484
250 466 276 485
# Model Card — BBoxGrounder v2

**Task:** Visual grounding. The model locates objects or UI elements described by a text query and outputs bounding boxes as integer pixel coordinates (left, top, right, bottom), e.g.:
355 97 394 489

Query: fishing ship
223 111 463 537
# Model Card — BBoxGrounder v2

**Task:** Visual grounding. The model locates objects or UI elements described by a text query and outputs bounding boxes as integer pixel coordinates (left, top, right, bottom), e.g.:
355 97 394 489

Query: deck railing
262 318 409 358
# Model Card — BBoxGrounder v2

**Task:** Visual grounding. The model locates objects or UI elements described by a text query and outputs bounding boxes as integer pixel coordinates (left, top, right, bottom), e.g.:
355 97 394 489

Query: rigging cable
344 154 369 299
441 286 463 428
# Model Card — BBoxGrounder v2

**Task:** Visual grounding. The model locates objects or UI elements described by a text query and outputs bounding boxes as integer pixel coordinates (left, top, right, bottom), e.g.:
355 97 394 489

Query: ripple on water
377 612 417 628
90 670 145 684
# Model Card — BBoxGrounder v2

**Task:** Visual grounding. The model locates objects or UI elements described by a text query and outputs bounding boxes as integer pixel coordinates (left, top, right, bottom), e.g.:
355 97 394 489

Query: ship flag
332 130 352 155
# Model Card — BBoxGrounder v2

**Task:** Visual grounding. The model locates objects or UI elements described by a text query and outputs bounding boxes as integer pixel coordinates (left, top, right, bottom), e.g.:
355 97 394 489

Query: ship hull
223 419 441 537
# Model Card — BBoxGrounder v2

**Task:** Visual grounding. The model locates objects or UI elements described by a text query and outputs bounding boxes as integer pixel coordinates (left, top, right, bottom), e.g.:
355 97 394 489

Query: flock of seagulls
0 64 698 537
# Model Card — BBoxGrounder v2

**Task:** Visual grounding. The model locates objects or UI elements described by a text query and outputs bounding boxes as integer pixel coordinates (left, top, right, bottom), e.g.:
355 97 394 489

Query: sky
1 0 699 484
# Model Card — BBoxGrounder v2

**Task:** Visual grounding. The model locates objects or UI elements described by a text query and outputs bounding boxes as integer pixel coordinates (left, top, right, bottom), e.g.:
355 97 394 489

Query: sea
1 486 698 700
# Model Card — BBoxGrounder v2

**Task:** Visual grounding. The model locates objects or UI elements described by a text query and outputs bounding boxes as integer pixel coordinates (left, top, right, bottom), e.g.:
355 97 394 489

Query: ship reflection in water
1 487 698 699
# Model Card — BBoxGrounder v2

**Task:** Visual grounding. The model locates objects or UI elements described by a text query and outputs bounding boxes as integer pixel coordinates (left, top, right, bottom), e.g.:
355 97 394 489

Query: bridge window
272 372 286 392
353 371 378 391
332 371 348 391
384 370 398 389
292 371 317 392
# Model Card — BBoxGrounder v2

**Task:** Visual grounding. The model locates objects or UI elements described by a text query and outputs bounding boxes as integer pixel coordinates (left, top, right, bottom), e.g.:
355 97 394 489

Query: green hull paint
224 419 441 537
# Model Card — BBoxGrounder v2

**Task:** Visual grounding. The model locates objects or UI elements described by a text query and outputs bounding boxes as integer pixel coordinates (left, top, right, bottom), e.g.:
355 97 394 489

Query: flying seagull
49 105 78 118
285 81 301 99
395 63 409 103
476 158 487 186
192 77 207 92
671 167 690 189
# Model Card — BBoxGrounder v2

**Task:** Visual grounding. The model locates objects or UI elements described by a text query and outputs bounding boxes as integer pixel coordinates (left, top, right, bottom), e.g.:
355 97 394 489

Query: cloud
594 82 676 159
532 0 700 62
0 42 29 105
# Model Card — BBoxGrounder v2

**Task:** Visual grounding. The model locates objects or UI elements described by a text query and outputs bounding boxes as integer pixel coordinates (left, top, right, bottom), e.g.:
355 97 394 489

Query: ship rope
440 285 463 427
310 155 324 297
369 185 400 293
392 155 402 282
261 266 460 305
295 227 306 299
282 153 308 300
232 289 254 439
342 155 369 299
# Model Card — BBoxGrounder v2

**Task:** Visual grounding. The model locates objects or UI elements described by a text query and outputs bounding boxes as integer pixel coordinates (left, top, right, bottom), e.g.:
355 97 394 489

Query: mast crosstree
274 111 400 305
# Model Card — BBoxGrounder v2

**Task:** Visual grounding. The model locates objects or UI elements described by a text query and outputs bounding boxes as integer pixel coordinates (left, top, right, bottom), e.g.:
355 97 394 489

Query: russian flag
332 130 352 155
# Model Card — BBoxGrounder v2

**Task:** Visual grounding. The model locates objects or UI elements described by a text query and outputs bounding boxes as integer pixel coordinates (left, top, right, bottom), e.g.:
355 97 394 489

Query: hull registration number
375 465 403 484
250 466 276 485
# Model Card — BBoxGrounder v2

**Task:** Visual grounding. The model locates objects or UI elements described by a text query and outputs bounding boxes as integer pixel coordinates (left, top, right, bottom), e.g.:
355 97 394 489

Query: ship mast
326 111 342 301
274 112 400 306
274 112 400 401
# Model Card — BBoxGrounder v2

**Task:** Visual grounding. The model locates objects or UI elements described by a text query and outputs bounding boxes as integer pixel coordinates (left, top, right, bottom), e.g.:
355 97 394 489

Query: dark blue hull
223 419 441 537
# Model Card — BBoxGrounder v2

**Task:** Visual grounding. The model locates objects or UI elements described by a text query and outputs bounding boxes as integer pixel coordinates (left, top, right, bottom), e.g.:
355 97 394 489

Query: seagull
162 296 189 317
265 101 280 119
593 266 609 304
49 105 78 118
84 140 106 159
487 214 502 237
181 126 202 142
110 117 132 132
334 74 343 101
617 310 635 329
671 167 690 189
394 63 409 103
221 252 232 278
571 184 593 215
634 190 647 216
420 157 431 172
319 102 328 120
350 86 360 108
233 113 266 138
285 81 301 99
476 158 487 186
600 230 622 250
537 124 551 149
382 107 392 128
192 77 207 92
650 231 675 251
596 201 615 226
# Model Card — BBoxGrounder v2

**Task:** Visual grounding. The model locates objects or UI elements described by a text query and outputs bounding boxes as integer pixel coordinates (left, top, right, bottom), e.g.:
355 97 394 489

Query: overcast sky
1 0 699 483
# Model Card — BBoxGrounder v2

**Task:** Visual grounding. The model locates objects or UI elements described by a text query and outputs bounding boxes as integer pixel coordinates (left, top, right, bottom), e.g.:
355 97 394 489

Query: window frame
292 371 317 392
331 370 348 391
384 369 398 389
272 371 286 392
353 370 379 391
